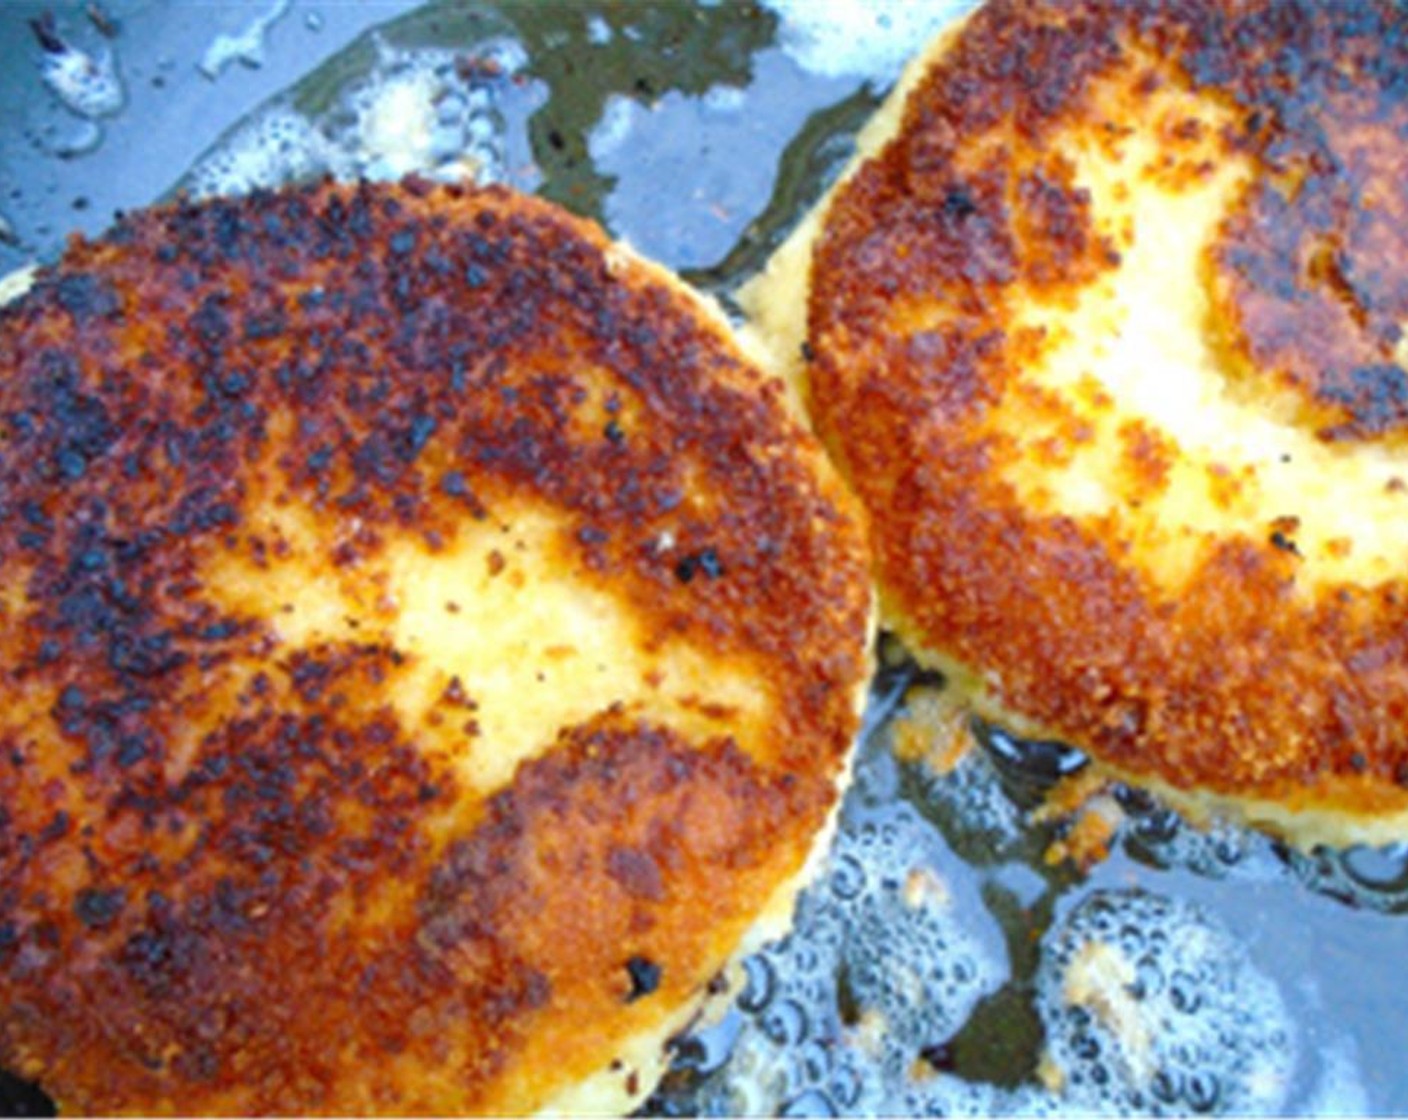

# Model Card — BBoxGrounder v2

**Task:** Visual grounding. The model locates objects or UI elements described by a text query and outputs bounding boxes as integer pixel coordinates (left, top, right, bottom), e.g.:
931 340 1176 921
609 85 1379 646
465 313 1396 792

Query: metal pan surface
1 2 1404 1115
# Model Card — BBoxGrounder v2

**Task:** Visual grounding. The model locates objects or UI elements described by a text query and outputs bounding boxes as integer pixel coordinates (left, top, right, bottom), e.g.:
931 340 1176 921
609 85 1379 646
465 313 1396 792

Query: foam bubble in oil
181 35 534 201
1286 843 1408 915
1036 888 1297 1116
21 10 125 161
30 11 126 120
181 108 332 201
1117 780 1408 914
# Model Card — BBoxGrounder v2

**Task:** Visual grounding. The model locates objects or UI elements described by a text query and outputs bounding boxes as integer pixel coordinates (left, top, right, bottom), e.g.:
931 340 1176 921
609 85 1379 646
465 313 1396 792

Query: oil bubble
1286 844 1408 914
829 852 866 900
898 1076 1051 1117
180 35 536 201
1037 888 1296 1116
779 1088 836 1117
825 1061 863 1109
759 998 809 1047
1116 790 1288 886
974 719 1089 787
793 1039 832 1087
737 953 777 1014
1186 1071 1221 1113
182 108 331 200
674 1009 743 1079
1341 843 1408 891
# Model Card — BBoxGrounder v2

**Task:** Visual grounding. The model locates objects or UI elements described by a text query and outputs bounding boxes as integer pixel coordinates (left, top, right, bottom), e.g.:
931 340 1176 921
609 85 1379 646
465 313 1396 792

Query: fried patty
742 0 1408 847
0 179 872 1114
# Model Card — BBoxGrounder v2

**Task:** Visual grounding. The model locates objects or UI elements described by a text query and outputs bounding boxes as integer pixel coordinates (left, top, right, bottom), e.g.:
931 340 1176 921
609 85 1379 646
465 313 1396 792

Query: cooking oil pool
646 668 1358 1117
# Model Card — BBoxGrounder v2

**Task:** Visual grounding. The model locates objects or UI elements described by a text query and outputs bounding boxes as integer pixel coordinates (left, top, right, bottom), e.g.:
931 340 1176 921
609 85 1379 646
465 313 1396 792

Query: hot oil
177 10 540 199
649 652 1387 1116
1037 889 1296 1114
2 0 1404 1115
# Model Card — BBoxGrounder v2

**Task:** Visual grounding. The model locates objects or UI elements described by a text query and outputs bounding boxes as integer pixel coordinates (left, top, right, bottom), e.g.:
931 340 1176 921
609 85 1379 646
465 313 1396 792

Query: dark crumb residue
624 955 663 1002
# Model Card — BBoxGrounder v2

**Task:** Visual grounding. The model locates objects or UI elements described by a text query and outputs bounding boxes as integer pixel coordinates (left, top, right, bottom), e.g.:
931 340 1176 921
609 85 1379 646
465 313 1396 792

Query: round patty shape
746 0 1408 846
0 179 872 1114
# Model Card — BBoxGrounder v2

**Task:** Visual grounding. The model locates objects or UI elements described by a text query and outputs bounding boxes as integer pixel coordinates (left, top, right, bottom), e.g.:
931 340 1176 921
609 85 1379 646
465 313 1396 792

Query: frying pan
1 1 1405 1115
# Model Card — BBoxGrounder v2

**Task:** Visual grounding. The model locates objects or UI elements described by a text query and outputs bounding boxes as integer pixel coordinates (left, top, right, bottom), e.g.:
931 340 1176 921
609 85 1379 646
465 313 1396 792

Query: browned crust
806 1 1408 826
0 179 871 1113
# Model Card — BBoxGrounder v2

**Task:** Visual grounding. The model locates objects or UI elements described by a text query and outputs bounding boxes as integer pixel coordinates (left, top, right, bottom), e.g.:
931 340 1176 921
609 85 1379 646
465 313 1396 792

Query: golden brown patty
743 0 1408 846
0 179 872 1115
